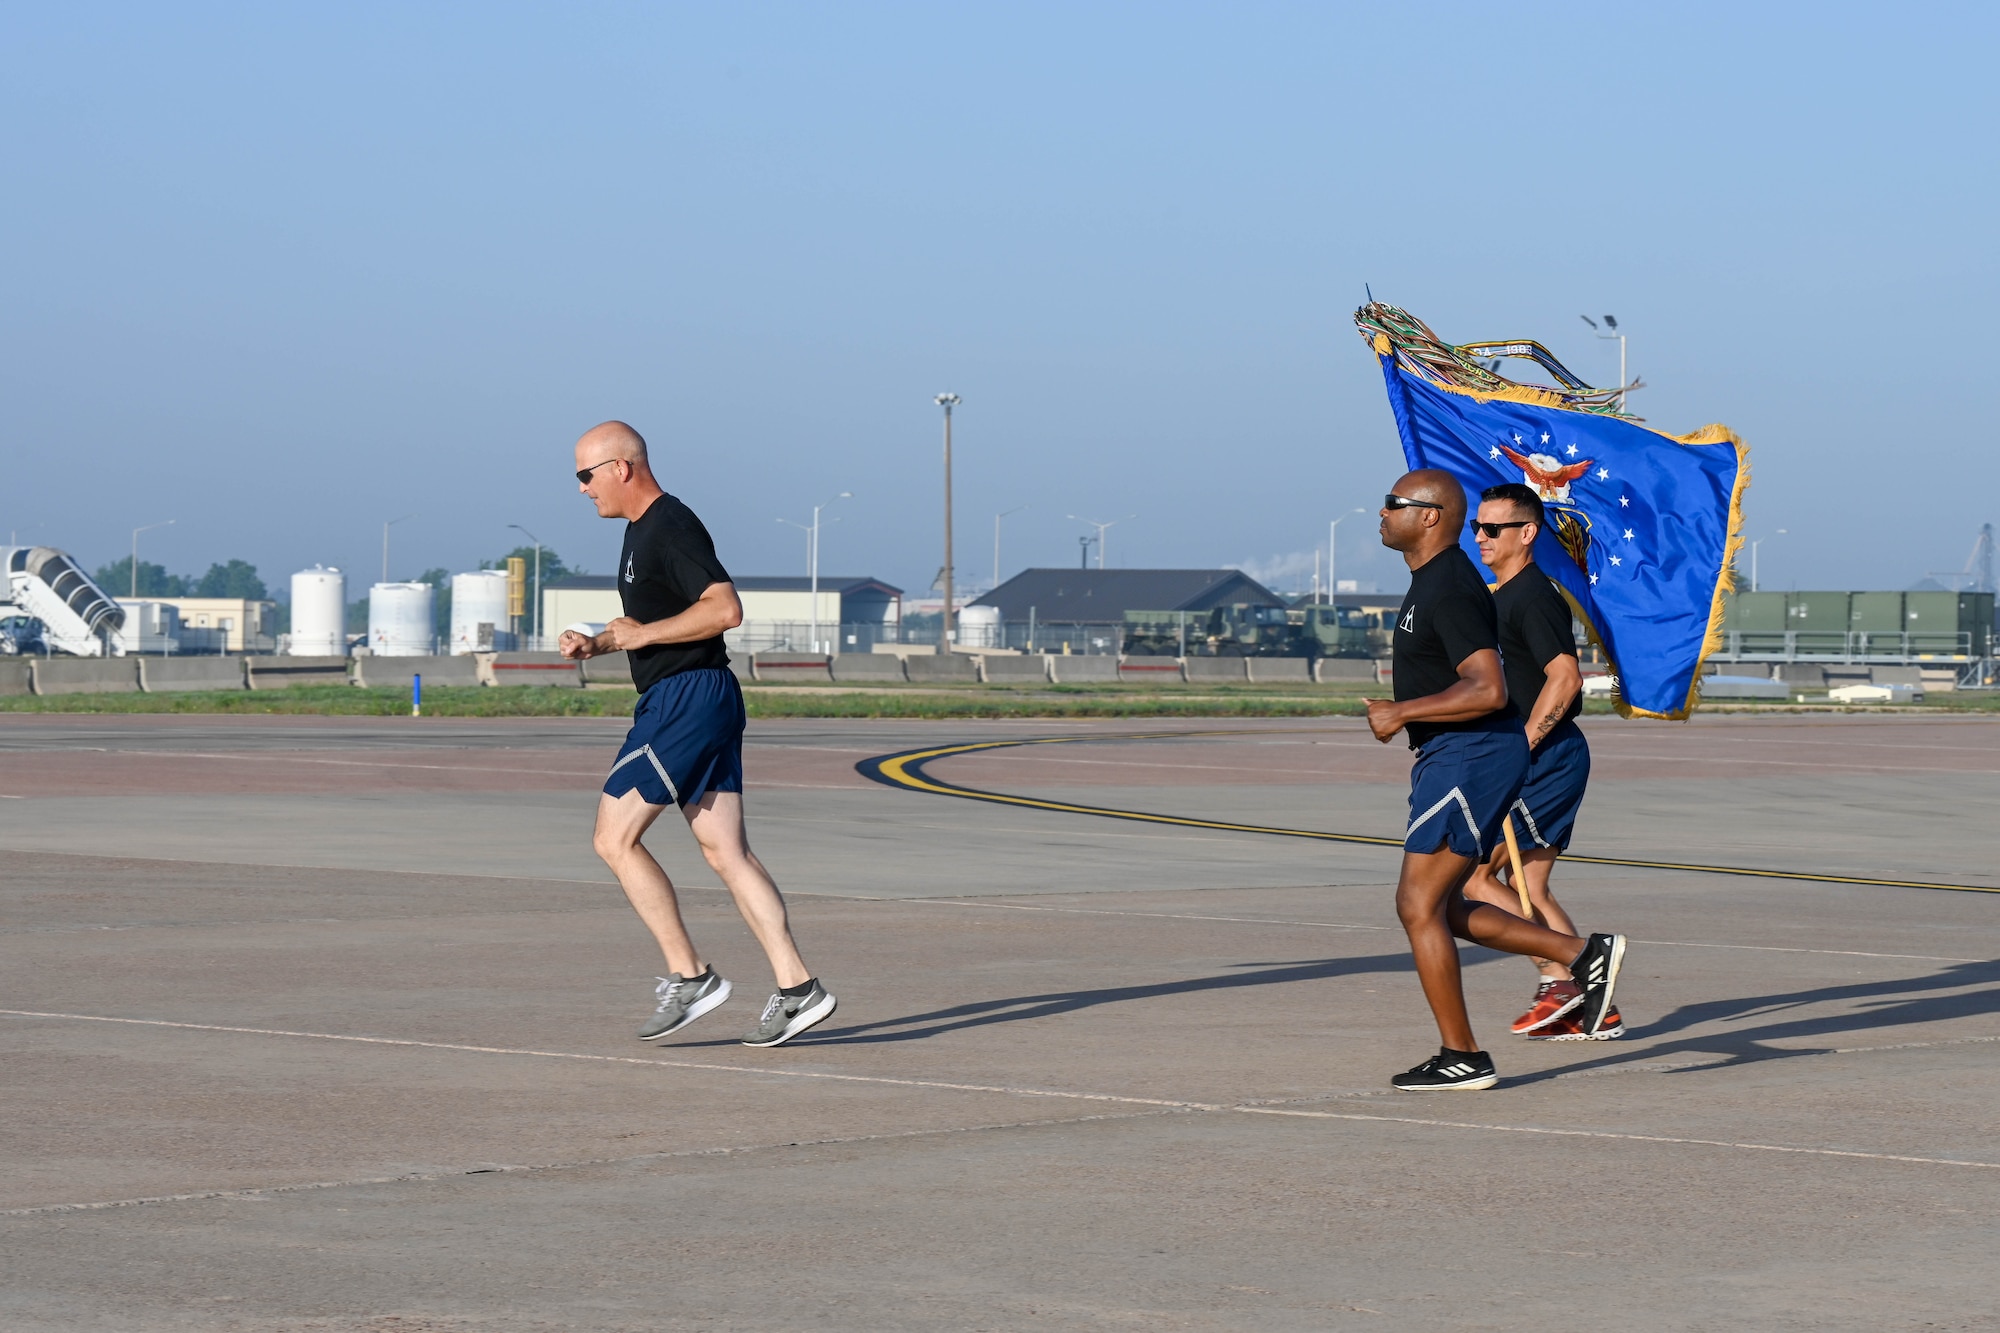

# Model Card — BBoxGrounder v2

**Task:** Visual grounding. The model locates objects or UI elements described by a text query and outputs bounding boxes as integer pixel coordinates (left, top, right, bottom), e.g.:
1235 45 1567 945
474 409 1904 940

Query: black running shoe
1569 932 1628 1035
1392 1047 1499 1091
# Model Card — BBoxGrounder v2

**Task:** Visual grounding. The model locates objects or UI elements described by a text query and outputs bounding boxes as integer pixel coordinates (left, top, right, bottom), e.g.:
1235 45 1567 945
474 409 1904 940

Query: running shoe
638 969 731 1041
1509 978 1583 1034
740 980 837 1048
1568 932 1628 1036
1391 1047 1499 1091
1532 1006 1626 1041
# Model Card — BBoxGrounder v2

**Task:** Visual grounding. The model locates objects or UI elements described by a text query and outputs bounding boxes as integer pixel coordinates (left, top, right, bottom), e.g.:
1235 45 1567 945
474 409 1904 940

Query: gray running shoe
638 970 731 1041
739 980 836 1047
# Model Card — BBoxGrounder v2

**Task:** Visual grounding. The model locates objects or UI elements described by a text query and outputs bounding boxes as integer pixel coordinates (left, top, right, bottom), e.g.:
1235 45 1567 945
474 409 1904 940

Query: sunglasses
576 458 625 485
1383 493 1444 511
1469 519 1534 538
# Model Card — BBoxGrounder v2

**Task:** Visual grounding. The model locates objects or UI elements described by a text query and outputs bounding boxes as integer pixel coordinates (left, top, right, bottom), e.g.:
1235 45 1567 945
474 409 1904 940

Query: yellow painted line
855 732 2000 896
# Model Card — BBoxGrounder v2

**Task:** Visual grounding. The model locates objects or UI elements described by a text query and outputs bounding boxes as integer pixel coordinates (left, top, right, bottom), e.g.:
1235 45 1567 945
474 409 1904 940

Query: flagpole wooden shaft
1501 819 1532 917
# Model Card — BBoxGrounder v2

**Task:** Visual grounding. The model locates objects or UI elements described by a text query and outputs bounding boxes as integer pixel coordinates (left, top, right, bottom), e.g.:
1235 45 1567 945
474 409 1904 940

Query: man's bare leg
593 789 703 976
684 790 810 989
1463 843 1576 978
1397 846 1586 1051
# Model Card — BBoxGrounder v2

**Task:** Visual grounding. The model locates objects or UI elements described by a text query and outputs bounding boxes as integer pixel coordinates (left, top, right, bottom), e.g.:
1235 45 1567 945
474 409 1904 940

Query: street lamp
993 505 1027 593
508 524 542 647
1328 507 1367 603
809 492 851 654
130 519 175 597
1750 528 1787 593
1067 514 1136 570
934 394 960 655
382 514 413 584
1580 315 1629 412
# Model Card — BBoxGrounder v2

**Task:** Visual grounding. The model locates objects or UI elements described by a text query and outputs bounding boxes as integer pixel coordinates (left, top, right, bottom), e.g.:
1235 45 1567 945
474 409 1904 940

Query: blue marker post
412 672 422 718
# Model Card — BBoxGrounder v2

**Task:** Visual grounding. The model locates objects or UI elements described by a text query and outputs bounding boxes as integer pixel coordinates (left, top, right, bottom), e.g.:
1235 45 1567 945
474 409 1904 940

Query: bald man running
560 421 835 1048
1363 469 1626 1090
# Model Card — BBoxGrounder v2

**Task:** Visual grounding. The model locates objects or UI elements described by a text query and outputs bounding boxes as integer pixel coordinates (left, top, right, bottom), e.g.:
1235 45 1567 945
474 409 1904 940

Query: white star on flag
1623 529 1634 540
1610 555 1623 566
1513 432 1523 444
1489 446 1502 459
1589 573 1599 584
1540 432 1550 445
1618 495 1630 507
1565 444 1578 457
1596 467 1610 480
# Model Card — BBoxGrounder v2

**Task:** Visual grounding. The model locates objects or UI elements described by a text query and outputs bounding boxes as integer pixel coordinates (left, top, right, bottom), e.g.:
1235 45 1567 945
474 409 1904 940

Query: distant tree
194 559 268 600
484 545 576 581
413 567 453 638
92 557 190 597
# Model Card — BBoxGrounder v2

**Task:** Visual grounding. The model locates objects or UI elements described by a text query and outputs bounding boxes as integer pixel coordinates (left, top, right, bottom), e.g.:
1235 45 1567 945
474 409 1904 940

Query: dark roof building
971 569 1285 625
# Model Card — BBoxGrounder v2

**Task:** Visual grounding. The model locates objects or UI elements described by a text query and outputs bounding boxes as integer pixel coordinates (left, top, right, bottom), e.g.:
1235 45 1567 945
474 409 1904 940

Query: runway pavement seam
0 1108 1188 1219
1234 1107 2000 1170
896 897 1990 962
10 1008 1997 1183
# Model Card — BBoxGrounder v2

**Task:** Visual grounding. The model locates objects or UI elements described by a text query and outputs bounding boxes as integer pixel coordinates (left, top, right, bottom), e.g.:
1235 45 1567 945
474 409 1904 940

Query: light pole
382 515 413 584
810 492 851 654
508 524 542 647
993 505 1026 593
934 394 959 654
1750 528 1787 593
1580 315 1628 412
1067 514 1135 569
130 520 175 597
1328 507 1367 602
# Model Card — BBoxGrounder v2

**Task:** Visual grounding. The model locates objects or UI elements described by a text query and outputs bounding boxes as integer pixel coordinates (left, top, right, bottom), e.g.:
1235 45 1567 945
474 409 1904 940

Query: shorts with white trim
603 668 745 809
1405 719 1530 859
1510 718 1590 852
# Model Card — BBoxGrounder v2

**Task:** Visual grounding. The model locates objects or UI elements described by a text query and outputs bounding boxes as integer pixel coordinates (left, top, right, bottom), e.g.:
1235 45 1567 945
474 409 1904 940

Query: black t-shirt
1493 562 1582 733
617 493 733 692
1392 545 1516 748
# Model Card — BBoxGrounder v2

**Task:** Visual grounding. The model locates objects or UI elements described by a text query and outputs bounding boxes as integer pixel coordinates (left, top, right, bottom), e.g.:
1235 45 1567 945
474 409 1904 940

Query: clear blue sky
3 3 1993 600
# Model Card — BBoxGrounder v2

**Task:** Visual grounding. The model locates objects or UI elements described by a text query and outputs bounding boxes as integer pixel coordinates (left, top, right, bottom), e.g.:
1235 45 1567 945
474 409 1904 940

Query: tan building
144 598 279 653
539 575 900 653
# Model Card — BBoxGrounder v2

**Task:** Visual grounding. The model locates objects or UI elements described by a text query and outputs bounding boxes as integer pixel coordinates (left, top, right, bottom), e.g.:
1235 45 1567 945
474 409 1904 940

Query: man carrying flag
1462 482 1624 1041
1364 469 1628 1091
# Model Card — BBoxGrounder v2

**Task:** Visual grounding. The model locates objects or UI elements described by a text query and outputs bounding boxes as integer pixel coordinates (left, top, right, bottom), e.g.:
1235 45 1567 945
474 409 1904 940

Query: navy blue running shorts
1510 718 1591 852
1405 719 1531 859
603 667 746 809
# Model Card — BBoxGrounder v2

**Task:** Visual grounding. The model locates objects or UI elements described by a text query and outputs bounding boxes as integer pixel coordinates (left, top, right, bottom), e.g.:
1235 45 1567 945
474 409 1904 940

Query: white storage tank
368 582 434 656
289 566 347 656
956 604 1003 649
449 570 513 654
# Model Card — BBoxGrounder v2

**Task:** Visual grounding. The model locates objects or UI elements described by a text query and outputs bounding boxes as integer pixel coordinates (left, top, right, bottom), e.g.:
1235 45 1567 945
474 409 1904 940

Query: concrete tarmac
2 713 1997 1331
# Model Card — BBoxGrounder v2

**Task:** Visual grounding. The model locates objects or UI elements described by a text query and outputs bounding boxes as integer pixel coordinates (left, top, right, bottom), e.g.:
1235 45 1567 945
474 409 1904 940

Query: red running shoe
1510 979 1582 1034
1535 1006 1626 1041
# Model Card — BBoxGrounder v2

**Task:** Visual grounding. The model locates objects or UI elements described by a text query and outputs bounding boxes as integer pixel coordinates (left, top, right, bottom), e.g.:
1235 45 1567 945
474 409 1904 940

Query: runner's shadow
1501 958 2000 1087
671 950 1494 1048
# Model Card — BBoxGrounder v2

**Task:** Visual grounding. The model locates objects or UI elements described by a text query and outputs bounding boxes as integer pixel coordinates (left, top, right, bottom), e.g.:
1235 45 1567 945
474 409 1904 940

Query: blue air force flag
1366 323 1747 719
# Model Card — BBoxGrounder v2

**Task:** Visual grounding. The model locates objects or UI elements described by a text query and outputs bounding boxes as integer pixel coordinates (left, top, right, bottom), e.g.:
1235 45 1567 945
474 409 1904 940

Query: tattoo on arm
1533 704 1564 746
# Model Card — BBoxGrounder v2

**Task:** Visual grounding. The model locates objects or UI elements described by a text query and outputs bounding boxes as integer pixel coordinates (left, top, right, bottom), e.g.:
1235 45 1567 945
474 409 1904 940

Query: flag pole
1501 820 1532 916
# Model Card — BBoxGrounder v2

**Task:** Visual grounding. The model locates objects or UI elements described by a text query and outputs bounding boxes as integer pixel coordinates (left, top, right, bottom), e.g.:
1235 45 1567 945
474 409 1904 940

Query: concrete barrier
487 652 582 688
905 653 978 683
754 652 834 684
830 654 907 683
1048 655 1118 683
979 654 1050 683
1184 656 1247 682
32 657 142 695
352 654 481 691
0 659 33 696
139 657 248 692
1313 658 1377 683
249 656 351 689
726 655 754 682
580 651 633 686
1247 657 1310 684
1117 658 1184 684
